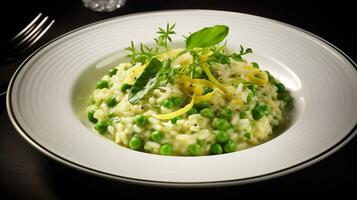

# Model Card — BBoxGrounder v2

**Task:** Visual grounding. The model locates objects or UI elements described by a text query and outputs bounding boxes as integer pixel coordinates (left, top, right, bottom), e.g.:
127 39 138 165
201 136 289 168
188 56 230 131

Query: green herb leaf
208 52 231 64
128 58 162 104
158 59 174 84
239 45 252 54
125 41 156 64
231 45 253 62
185 25 229 49
231 53 243 62
154 23 176 50
251 62 259 68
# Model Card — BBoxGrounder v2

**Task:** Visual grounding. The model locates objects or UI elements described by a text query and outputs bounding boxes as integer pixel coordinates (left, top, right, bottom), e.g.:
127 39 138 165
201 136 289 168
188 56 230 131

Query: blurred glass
82 0 126 12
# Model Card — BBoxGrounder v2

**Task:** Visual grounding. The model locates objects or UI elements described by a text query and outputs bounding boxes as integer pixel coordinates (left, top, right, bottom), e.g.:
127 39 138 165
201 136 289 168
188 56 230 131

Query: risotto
86 24 292 156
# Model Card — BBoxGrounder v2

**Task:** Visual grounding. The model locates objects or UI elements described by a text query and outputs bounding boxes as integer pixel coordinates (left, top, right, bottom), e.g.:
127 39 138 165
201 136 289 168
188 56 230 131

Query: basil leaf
128 58 162 104
185 25 229 49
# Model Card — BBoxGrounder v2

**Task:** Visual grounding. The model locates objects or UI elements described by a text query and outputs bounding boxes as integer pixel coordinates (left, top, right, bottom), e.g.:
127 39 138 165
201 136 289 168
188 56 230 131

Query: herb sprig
155 23 176 50
125 24 254 104
230 45 253 62
125 23 176 64
125 42 156 64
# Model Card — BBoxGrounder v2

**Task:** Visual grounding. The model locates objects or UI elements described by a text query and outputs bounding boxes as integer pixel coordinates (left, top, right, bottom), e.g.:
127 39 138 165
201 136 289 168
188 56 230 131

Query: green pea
194 101 209 111
244 132 251 139
160 144 173 155
170 116 181 124
88 110 98 123
203 87 213 95
129 136 144 150
188 144 201 156
135 115 148 126
210 143 223 155
278 92 291 104
108 68 118 77
246 92 254 103
224 140 237 153
197 139 206 146
275 82 285 93
251 62 259 68
220 108 233 120
187 108 198 115
96 80 109 89
239 111 247 119
108 111 116 118
200 108 215 119
212 118 230 131
231 125 239 132
106 96 117 107
169 96 183 107
259 104 270 114
120 83 132 93
252 104 270 120
151 130 164 142
216 130 229 143
162 99 174 109
252 107 264 120
95 121 109 134
247 83 257 94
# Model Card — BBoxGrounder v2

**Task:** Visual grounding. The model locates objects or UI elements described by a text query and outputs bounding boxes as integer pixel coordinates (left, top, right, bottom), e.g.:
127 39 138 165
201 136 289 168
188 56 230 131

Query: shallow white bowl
7 10 357 186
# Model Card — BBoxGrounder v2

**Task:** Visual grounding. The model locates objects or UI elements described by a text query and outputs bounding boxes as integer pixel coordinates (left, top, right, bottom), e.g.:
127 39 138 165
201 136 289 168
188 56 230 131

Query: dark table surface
1 0 356 198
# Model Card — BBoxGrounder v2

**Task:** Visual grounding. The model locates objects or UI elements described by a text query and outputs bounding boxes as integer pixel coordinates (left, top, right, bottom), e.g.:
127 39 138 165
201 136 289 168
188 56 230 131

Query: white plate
7 10 357 186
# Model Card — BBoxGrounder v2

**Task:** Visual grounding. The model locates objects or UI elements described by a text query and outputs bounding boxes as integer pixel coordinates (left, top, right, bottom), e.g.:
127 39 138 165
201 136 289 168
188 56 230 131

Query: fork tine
10 13 43 41
11 16 49 50
4 15 54 61
18 19 55 53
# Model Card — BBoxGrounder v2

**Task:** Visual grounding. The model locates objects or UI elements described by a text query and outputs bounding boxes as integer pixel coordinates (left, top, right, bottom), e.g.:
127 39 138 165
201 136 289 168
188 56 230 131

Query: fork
2 13 55 61
0 13 54 98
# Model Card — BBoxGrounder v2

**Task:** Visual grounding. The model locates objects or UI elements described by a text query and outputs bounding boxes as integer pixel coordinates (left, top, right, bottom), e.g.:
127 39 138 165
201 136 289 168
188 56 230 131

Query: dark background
0 0 356 198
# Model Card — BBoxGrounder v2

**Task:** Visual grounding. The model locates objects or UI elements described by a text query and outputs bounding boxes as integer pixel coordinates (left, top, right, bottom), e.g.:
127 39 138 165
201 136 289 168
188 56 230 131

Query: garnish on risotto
86 23 292 156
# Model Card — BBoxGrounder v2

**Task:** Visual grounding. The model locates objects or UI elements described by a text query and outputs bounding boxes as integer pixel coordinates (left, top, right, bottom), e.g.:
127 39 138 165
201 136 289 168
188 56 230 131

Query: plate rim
6 9 357 187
